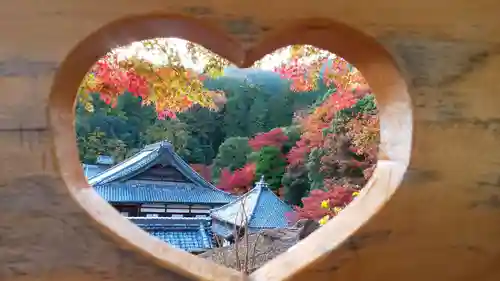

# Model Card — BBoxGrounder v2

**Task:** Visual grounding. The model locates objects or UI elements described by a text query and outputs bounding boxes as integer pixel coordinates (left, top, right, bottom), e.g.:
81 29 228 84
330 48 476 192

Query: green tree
75 67 325 166
212 137 252 181
181 137 216 165
282 165 310 206
282 125 302 155
254 146 287 193
247 90 270 136
178 105 224 164
306 147 326 191
78 130 128 164
142 119 191 154
222 83 258 137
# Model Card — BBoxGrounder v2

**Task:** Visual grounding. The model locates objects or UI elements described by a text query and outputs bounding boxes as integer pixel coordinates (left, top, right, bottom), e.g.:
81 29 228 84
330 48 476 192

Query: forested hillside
76 68 325 165
76 41 380 226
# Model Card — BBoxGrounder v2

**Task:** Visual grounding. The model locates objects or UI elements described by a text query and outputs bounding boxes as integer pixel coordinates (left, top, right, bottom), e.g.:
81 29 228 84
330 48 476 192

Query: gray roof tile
95 181 233 204
88 140 234 204
130 217 214 252
210 177 294 236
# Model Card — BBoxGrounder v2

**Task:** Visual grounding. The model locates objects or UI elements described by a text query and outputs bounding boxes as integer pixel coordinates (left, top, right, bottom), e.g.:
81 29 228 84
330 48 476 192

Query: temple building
210 176 294 243
85 141 234 253
82 155 115 178
88 141 234 218
129 217 215 254
85 140 294 253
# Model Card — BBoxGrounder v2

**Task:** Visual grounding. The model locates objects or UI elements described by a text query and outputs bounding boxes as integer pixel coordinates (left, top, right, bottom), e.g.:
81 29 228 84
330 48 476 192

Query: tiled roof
96 155 115 165
88 140 234 204
129 217 214 252
88 149 160 185
210 176 294 237
95 181 233 204
82 164 109 179
211 220 236 238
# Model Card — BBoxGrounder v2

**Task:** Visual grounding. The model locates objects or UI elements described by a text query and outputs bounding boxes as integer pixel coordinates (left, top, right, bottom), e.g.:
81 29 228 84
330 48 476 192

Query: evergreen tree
254 146 287 193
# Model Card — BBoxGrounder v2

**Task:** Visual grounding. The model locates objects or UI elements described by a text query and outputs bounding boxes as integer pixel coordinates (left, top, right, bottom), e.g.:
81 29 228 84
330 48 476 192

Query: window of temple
166 204 190 214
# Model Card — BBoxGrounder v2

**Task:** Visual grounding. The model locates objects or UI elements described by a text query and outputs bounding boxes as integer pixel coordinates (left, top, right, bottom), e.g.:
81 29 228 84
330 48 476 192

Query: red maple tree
274 53 379 222
216 163 256 195
248 128 289 151
293 186 355 221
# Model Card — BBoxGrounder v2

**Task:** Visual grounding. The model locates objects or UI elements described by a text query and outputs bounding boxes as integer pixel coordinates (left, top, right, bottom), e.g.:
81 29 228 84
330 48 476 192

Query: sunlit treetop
273 45 369 93
78 39 370 119
78 38 231 119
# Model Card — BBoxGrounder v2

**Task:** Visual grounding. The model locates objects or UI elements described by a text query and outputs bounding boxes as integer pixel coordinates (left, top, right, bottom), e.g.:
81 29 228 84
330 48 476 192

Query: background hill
76 67 325 165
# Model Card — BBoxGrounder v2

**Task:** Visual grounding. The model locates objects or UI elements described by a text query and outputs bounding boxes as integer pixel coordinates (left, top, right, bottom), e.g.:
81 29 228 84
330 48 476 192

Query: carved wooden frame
48 14 412 281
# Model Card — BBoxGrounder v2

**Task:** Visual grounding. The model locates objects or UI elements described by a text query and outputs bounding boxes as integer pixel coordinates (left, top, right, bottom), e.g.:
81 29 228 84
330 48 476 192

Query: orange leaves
295 89 358 152
274 57 317 92
328 91 358 111
77 38 234 118
280 50 379 217
273 50 371 95
79 53 225 118
79 42 369 120
346 114 380 157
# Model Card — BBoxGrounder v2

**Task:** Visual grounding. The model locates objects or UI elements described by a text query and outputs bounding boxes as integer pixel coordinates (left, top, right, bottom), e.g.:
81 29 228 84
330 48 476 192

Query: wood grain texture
0 1 499 281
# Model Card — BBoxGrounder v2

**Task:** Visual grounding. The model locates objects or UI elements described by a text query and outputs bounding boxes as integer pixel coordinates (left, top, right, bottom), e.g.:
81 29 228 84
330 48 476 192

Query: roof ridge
210 179 264 226
89 140 175 185
210 184 258 213
89 139 233 200
246 177 294 228
88 149 159 185
164 144 233 196
143 140 171 150
246 180 264 225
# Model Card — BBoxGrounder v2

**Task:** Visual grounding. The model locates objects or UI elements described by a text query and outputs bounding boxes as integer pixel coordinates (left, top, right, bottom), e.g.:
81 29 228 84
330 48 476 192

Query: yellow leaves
346 115 380 155
78 40 349 117
206 67 224 78
76 38 231 116
319 215 330 225
141 64 219 113
332 207 342 214
83 100 95 112
203 58 226 78
77 90 94 112
77 74 96 112
156 66 178 79
290 45 305 58
321 200 329 209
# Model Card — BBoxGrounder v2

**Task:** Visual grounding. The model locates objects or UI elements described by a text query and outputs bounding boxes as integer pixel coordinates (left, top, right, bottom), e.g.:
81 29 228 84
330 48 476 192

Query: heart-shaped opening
74 36 379 271
49 14 411 281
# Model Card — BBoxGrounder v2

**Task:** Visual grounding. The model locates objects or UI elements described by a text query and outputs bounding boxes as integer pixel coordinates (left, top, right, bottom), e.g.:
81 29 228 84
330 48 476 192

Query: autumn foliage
217 129 290 195
295 187 356 220
272 51 380 222
248 128 289 151
82 40 380 225
78 40 228 119
217 163 256 195
211 46 379 223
